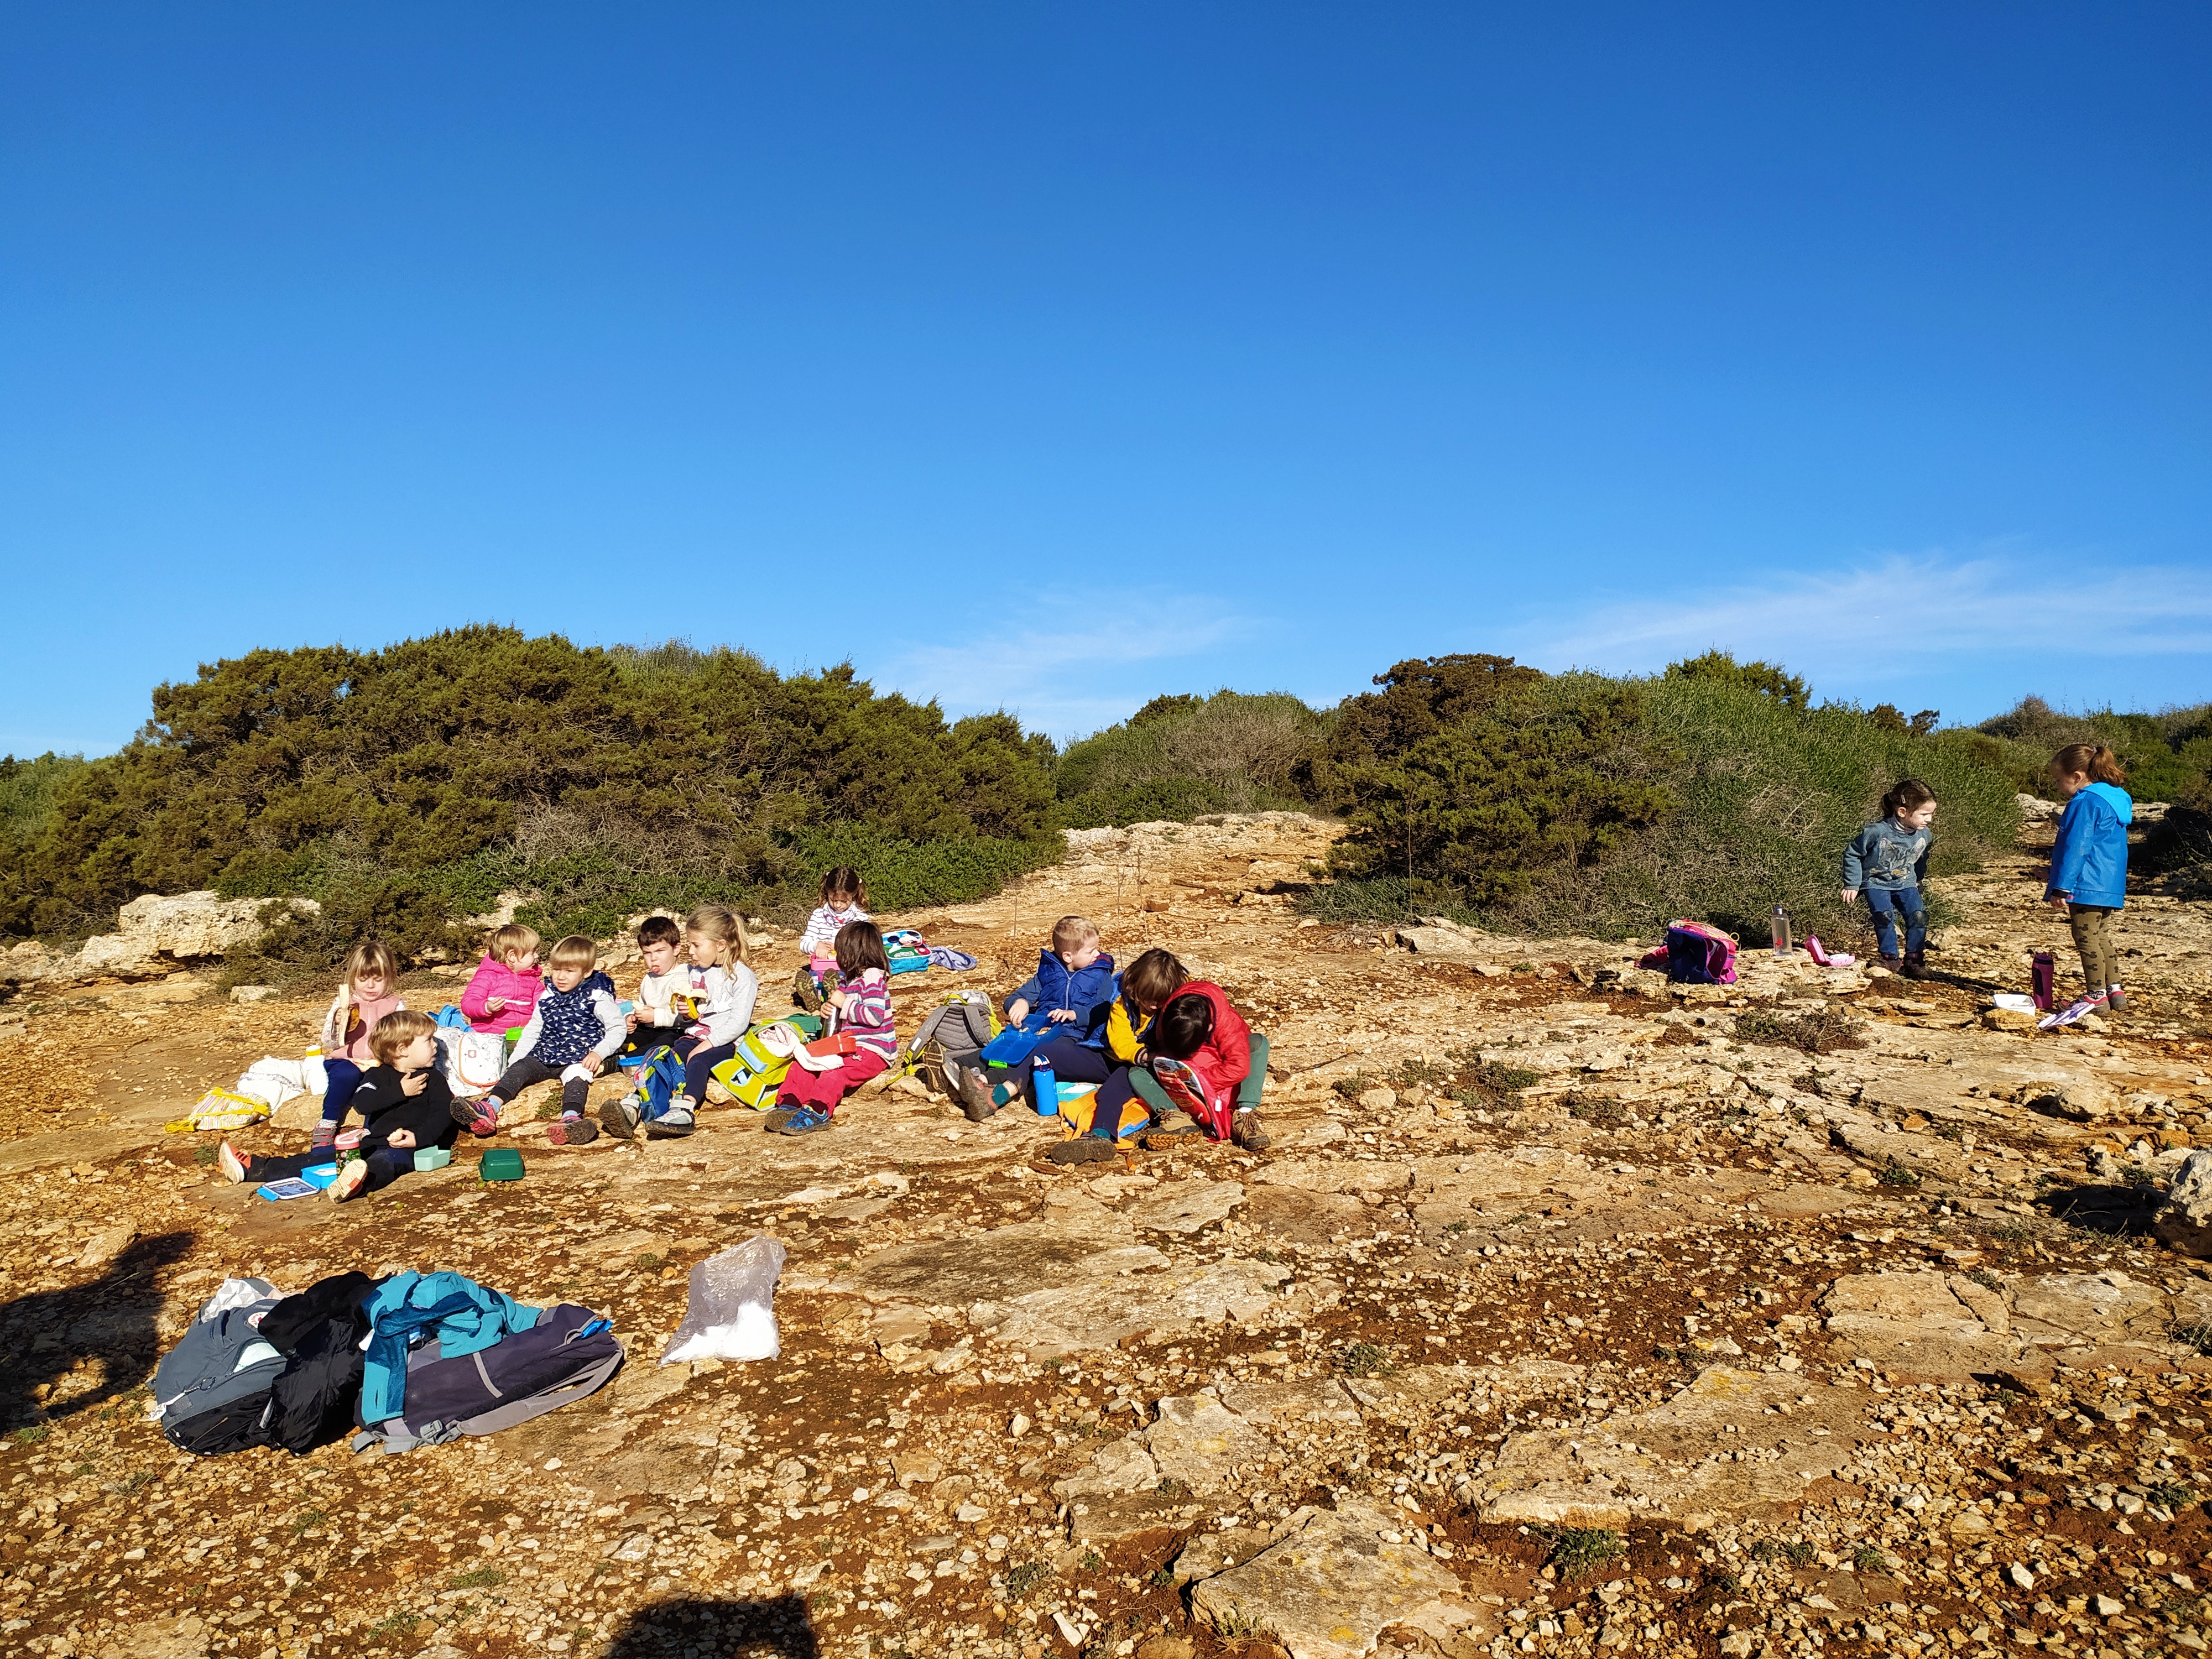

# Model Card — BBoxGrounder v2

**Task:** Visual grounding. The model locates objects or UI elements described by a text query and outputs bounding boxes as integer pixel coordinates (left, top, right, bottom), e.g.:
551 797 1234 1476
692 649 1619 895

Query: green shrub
1317 667 1677 906
10 630 1064 956
1055 690 1328 827
1975 695 2212 802
1665 650 1809 711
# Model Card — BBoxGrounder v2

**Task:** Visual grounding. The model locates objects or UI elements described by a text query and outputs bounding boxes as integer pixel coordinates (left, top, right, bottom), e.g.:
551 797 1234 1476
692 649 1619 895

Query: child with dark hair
1046 951 1271 1161
764 920 897 1136
1840 778 1938 977
793 867 870 1010
612 913 688 1066
2041 743 2133 1027
1138 978 1270 1151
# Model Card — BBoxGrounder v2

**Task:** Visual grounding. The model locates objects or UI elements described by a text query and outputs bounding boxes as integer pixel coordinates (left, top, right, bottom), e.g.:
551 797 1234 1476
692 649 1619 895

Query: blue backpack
630 1046 687 1123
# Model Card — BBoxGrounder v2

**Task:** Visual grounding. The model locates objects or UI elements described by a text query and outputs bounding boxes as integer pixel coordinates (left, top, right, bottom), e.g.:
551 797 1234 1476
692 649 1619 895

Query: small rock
2091 1594 2123 1618
2154 1151 2212 1258
1009 1413 1031 1438
2008 1563 2034 1591
79 1224 136 1268
1358 1087 1397 1113
229 985 280 1004
1981 1007 2036 1031
1136 1638 1196 1659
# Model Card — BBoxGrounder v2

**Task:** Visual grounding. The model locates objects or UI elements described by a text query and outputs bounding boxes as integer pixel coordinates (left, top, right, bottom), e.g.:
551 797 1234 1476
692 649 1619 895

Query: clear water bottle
1771 905 1791 958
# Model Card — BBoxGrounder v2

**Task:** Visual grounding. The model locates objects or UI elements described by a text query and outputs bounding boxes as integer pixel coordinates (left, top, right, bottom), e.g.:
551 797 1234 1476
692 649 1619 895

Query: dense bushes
1055 691 1328 827
1970 696 2212 804
1301 655 2021 943
8 629 1061 957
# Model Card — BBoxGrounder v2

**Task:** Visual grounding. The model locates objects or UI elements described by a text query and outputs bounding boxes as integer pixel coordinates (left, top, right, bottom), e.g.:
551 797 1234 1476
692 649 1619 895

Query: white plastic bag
660 1235 786 1364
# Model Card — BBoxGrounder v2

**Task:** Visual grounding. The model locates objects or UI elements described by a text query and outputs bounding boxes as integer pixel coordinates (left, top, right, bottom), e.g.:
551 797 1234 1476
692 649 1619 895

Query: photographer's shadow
602 1596 818 1658
0 1232 194 1430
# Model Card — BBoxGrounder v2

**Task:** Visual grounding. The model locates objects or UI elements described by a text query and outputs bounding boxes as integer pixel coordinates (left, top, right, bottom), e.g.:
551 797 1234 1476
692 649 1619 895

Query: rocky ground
7 811 2212 1659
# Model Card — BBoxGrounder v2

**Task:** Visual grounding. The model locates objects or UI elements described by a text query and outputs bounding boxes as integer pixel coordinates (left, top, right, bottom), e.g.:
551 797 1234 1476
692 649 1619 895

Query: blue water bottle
1034 1067 1059 1116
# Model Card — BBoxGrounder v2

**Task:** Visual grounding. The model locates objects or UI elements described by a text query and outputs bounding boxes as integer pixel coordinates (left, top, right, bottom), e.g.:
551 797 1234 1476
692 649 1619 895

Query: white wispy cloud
1510 551 2212 679
877 589 1263 738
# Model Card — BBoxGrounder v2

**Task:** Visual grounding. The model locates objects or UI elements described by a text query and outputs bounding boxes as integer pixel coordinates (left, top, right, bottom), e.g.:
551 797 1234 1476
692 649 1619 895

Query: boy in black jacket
217 1011 462 1202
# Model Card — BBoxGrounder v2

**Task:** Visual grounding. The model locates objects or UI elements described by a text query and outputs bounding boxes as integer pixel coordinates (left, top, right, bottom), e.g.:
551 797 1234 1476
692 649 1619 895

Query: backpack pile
150 1270 623 1458
1639 920 1740 986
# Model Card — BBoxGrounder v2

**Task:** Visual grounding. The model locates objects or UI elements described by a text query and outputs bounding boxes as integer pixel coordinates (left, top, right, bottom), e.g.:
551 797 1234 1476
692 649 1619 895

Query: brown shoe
1230 1113 1272 1151
1902 951 1927 980
1048 1136 1118 1165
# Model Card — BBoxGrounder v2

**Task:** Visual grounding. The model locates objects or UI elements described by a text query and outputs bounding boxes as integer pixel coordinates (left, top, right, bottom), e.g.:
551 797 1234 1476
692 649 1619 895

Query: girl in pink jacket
460 924 544 1036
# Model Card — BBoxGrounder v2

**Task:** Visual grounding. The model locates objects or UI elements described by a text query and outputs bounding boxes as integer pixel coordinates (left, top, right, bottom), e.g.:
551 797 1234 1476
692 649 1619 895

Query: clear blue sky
4 3 2207 755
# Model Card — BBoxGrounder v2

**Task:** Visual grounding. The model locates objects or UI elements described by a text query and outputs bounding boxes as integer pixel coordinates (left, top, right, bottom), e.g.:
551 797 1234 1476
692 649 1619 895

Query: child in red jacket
1137 980 1271 1151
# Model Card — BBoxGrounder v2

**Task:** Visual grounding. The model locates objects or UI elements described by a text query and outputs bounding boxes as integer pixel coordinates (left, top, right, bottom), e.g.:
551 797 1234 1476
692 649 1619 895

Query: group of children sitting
216 867 1269 1199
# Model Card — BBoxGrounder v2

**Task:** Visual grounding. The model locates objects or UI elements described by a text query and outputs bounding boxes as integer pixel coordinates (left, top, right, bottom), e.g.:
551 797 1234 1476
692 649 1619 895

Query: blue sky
3 3 2208 755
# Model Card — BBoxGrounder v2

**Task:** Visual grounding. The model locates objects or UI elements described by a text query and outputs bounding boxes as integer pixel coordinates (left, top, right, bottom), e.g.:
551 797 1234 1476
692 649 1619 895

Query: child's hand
624 1011 640 1032
826 988 852 1011
2047 894 2072 912
1048 1008 1076 1024
1006 1000 1031 1026
484 995 508 1014
401 1068 430 1098
1839 888 1857 904
387 1128 417 1149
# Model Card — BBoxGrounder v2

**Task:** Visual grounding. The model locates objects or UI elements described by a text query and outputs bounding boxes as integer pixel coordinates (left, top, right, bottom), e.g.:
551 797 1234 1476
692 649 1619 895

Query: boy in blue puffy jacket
1003 915 1118 1032
2041 743 2135 1027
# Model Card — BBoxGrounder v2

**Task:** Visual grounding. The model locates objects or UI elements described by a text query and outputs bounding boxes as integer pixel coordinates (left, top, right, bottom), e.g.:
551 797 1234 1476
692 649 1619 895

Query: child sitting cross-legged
763 920 897 1136
217 1010 460 1203
952 914 1117 1119
466 934 626 1146
603 904 760 1140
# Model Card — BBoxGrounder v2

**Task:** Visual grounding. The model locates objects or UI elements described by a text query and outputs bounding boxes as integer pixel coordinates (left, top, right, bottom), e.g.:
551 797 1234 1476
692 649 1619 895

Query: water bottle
1771 905 1791 958
1034 1067 1059 1116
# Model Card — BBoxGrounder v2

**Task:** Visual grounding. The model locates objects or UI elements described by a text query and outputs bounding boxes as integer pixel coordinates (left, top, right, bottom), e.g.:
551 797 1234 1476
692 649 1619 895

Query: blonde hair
487 922 541 964
369 1008 437 1066
1052 914 1101 954
546 935 599 972
684 904 752 969
342 938 399 993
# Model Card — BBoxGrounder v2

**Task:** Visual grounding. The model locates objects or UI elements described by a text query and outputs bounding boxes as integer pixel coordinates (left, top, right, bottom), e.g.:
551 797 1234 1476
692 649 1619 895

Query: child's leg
358 1149 414 1194
315 1059 364 1147
2070 904 2119 993
775 1050 888 1115
489 1055 561 1105
1237 1034 1270 1112
680 1041 738 1104
238 1149 329 1185
1084 1066 1140 1139
1898 888 1929 957
1861 889 1900 957
1016 1036 1109 1108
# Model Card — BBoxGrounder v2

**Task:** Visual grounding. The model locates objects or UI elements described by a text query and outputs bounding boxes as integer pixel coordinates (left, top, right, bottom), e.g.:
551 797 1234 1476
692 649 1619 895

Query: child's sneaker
333 1127 366 1152
760 1107 799 1133
327 1159 371 1203
1230 1113 1272 1151
547 1113 599 1146
1902 951 1928 980
956 1066 999 1123
2039 992 2109 1030
307 1123 337 1154
451 1098 500 1138
1047 1135 1117 1165
2106 988 2129 1012
771 1107 834 1136
600 1093 643 1140
791 966 822 1013
217 1142 250 1185
1139 1110 1204 1150
645 1104 696 1139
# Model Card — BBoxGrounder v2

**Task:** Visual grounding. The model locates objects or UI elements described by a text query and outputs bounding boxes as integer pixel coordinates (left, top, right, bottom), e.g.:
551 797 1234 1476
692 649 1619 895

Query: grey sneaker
644 1104 696 1139
956 1063 1000 1123
2106 988 2129 1013
599 1093 643 1141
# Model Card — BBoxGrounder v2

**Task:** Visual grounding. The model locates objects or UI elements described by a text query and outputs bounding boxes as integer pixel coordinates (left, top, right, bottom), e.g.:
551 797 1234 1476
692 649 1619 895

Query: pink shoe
1804 935 1855 968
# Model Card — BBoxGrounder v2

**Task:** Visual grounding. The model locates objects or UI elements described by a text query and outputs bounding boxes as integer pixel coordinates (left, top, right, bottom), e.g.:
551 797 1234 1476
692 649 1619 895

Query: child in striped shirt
765 920 895 1136
791 867 869 1011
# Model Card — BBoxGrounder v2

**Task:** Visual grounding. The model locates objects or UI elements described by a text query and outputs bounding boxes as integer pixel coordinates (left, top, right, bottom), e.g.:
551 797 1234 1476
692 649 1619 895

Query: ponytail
1880 778 1936 820
2052 743 2126 786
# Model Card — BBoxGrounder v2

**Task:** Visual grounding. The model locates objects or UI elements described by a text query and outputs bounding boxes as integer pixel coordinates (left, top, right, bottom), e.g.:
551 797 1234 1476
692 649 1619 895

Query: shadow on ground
0 1231 193 1430
603 1595 821 1658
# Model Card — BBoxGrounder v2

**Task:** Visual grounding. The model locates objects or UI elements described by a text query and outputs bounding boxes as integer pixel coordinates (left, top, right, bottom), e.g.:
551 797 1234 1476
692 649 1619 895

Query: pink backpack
1638 920 1739 985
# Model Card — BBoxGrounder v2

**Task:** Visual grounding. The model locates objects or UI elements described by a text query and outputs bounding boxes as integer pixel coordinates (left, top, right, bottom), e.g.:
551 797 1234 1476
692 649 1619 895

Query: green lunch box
478 1148 525 1182
413 1146 453 1172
